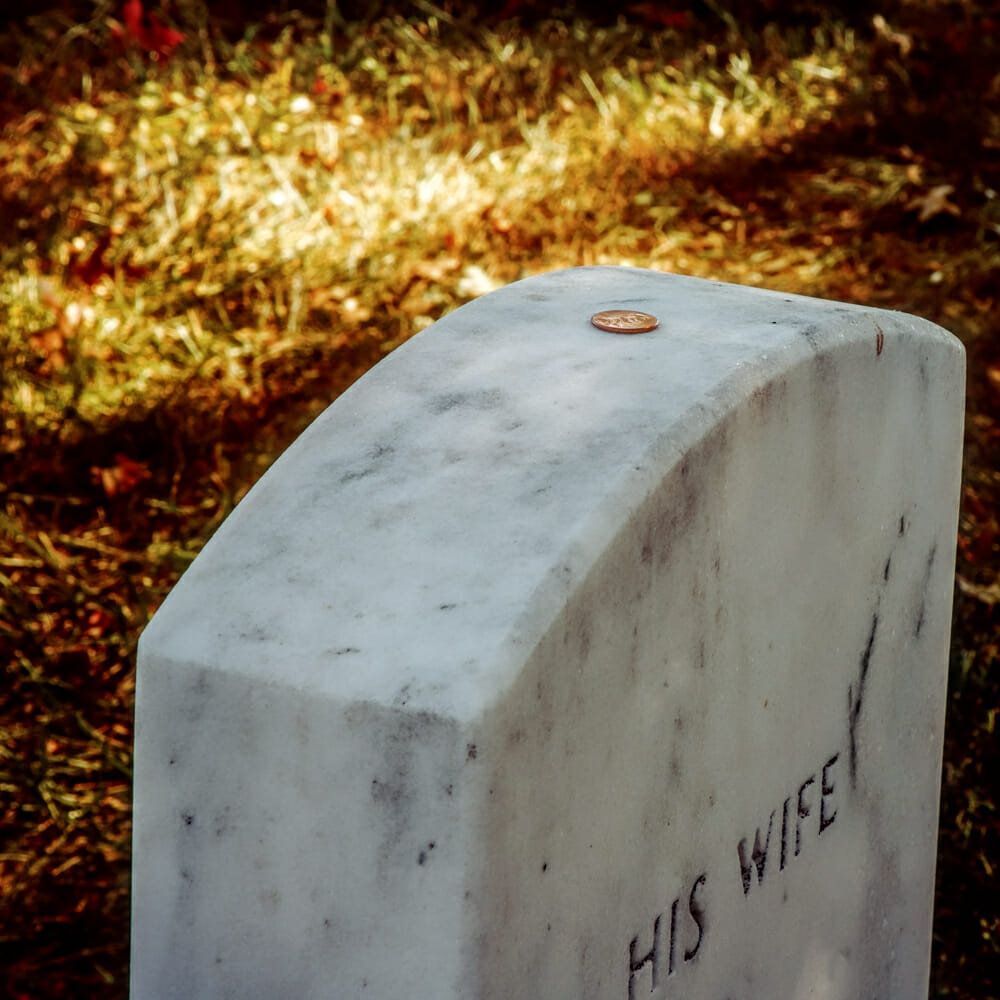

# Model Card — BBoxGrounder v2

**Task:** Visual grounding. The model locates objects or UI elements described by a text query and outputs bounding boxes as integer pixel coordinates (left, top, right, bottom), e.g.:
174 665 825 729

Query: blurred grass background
0 0 998 996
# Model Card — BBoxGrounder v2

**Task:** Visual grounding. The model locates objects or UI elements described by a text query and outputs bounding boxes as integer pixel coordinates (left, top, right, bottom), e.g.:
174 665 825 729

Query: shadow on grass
1 4 998 999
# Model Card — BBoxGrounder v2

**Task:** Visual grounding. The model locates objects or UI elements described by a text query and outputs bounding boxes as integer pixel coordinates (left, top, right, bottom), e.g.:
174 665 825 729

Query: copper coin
590 309 659 334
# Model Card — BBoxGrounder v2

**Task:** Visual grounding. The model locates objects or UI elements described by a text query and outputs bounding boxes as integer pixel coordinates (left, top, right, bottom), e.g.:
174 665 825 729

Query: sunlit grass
0 8 868 452
1 4 998 997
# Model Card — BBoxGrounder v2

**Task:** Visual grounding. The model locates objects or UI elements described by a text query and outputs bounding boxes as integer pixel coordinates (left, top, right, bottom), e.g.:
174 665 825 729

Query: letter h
628 914 661 999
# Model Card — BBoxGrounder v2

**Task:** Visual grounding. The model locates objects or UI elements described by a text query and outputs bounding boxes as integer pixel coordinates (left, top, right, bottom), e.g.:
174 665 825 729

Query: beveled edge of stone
138 266 965 722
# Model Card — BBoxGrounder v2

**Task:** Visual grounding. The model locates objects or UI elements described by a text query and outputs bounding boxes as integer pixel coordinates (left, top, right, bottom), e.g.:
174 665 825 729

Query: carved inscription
625 749 842 997
627 874 707 1000
737 753 840 895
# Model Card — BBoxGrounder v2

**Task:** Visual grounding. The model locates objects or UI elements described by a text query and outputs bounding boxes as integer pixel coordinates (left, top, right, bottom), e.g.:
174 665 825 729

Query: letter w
737 810 775 896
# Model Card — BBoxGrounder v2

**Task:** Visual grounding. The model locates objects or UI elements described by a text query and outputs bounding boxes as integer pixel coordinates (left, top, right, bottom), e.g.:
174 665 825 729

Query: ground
0 1 998 996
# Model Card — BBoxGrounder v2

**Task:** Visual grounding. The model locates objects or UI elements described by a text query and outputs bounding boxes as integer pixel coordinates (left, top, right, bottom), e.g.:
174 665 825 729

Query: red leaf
122 0 144 42
117 1 185 60
70 231 114 287
147 13 185 57
91 454 152 498
628 4 692 30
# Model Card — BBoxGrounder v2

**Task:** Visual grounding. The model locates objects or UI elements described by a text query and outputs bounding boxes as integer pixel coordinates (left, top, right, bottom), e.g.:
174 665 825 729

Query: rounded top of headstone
139 266 963 720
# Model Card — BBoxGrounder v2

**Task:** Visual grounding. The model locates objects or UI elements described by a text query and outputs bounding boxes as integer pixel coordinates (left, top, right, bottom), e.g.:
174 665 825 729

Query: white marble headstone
131 266 964 1000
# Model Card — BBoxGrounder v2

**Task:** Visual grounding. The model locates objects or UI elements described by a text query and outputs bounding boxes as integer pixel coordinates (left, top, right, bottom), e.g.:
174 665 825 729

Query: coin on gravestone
590 309 660 333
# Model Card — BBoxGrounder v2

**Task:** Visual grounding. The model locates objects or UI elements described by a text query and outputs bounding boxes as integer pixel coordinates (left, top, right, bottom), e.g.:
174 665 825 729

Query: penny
590 309 660 334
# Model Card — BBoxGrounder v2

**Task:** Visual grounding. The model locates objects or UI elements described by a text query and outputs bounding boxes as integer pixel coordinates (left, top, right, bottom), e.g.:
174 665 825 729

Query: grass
1 6 865 445
1 1 998 996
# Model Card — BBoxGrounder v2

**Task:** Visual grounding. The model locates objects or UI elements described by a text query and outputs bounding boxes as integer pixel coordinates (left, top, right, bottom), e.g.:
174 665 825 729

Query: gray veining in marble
131 266 964 999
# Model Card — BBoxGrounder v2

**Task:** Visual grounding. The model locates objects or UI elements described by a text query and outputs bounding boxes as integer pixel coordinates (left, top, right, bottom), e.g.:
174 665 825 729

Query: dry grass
0 7 888 450
1 2 998 997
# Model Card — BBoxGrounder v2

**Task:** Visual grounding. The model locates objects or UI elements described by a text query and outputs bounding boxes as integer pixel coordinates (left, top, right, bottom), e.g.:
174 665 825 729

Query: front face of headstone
467 348 956 1000
131 267 963 1000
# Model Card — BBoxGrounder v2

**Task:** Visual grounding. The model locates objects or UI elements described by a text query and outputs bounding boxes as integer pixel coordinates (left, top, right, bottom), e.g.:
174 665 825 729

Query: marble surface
131 266 965 999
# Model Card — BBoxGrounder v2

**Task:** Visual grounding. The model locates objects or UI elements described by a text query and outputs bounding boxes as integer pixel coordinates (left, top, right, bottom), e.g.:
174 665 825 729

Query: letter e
820 753 839 834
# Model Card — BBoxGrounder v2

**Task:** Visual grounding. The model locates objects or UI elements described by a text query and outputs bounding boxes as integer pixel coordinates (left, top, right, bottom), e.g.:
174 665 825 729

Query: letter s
684 873 707 962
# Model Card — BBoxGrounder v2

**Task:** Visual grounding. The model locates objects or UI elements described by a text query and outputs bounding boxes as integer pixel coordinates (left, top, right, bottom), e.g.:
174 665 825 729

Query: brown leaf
906 185 961 223
28 327 68 373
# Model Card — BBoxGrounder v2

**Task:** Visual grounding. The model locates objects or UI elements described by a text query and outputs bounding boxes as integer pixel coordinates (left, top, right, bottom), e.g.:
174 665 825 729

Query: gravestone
130 265 964 1000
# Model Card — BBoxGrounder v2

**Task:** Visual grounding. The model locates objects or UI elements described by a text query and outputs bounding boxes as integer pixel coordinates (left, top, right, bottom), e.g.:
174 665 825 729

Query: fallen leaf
113 0 185 60
91 455 152 498
958 574 1000 606
28 326 69 373
628 4 692 30
906 184 961 223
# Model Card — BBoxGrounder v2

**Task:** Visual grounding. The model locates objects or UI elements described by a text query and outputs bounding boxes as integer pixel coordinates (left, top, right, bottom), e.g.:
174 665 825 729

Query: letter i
780 796 790 870
668 898 679 976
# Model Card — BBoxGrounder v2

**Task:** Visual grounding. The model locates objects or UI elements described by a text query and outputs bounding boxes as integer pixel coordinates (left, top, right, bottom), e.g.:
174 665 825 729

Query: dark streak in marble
848 611 879 789
914 543 938 638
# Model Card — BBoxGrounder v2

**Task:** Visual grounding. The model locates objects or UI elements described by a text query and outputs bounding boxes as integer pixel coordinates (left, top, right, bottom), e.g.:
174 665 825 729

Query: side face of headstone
131 266 964 1000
